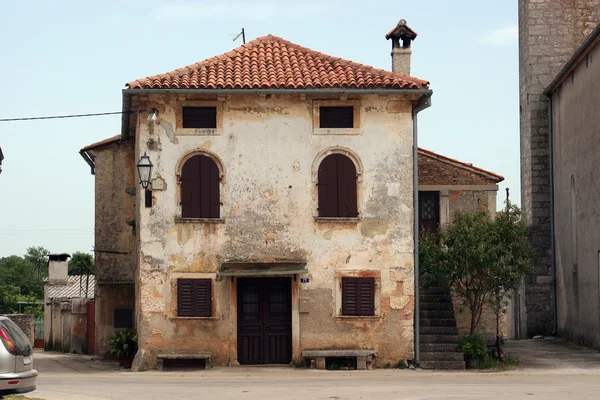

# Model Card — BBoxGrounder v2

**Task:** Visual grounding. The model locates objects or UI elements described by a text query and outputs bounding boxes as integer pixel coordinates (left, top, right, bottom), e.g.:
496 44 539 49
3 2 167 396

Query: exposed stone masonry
518 0 600 337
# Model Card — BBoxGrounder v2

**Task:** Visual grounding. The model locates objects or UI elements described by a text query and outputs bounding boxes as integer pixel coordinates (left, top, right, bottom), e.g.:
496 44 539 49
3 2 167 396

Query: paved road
28 340 600 400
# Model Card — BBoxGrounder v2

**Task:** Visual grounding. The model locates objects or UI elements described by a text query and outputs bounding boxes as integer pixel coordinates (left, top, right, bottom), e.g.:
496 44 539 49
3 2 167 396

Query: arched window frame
175 151 225 220
312 147 363 220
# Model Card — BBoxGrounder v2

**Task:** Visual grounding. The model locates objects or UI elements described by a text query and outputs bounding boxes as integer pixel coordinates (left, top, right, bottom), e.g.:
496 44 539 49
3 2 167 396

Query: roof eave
545 22 600 95
123 87 432 95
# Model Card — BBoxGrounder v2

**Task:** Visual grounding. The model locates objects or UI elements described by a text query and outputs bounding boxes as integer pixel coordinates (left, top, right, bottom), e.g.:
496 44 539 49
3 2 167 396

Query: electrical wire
0 111 126 122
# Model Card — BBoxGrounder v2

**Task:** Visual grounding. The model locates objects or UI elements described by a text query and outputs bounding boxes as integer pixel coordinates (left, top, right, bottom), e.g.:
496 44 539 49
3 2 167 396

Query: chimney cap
48 253 71 262
386 19 418 48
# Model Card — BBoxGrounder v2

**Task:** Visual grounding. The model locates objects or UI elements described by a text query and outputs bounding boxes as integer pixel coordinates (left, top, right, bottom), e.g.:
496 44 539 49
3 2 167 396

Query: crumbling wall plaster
135 94 415 367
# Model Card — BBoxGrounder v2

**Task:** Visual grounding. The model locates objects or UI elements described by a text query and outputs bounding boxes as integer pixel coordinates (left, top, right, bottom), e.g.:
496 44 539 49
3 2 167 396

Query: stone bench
302 350 376 370
156 352 213 371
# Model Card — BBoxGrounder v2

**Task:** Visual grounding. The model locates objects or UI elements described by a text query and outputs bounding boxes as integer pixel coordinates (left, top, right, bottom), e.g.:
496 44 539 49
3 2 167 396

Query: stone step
420 343 459 352
420 310 455 319
419 360 465 370
420 318 457 327
420 334 460 344
420 351 465 362
419 302 454 311
420 294 452 303
420 287 449 295
420 326 459 335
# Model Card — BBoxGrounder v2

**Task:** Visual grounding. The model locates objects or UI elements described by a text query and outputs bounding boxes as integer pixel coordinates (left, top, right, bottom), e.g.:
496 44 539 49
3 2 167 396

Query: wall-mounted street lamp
137 152 153 208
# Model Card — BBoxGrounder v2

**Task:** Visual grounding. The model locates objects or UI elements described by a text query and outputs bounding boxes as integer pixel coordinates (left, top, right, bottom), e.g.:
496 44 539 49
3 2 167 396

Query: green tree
68 252 95 275
0 255 44 299
0 284 22 314
420 201 532 336
25 246 49 277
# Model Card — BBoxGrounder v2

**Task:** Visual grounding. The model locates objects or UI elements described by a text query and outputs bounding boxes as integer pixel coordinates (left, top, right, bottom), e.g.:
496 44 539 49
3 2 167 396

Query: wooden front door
237 278 292 365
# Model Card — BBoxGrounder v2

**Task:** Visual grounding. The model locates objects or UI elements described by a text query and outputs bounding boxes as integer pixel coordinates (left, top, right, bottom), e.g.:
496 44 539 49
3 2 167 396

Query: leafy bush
109 331 138 358
457 334 488 359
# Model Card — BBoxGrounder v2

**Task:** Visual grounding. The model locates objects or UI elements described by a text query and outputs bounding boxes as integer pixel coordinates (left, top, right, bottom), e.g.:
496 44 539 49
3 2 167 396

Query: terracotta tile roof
80 135 121 152
127 35 429 90
418 148 504 185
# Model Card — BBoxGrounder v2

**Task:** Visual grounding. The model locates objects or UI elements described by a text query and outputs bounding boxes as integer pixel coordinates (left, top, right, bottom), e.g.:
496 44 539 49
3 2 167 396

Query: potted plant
109 330 138 368
457 334 488 369
125 217 136 235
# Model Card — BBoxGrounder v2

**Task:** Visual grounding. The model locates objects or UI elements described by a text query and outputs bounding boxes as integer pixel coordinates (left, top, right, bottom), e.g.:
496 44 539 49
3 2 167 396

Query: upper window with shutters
312 100 360 135
176 101 223 136
177 154 223 222
317 153 359 220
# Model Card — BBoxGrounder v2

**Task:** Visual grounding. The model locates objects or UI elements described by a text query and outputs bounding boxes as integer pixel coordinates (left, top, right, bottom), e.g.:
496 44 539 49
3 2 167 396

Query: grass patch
475 356 521 370
4 395 43 400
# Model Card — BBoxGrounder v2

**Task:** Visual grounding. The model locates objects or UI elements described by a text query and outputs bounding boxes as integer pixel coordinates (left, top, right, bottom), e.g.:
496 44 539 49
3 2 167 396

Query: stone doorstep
156 352 213 371
302 350 376 370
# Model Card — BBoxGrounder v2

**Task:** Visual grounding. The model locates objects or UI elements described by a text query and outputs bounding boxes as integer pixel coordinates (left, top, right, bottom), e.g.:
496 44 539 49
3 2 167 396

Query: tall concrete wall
133 93 417 368
550 39 600 349
518 0 600 338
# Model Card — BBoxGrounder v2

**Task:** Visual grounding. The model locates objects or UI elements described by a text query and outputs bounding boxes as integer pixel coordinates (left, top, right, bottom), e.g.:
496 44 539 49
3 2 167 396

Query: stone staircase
419 286 465 370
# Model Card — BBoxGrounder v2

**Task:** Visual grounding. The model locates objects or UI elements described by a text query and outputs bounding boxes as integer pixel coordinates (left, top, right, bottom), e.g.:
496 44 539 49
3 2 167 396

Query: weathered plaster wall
92 142 136 356
551 40 600 350
134 93 416 367
519 0 600 338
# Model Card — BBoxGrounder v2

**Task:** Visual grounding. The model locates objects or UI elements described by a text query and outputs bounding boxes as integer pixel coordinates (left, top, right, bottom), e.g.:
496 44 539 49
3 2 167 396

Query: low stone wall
1 314 35 345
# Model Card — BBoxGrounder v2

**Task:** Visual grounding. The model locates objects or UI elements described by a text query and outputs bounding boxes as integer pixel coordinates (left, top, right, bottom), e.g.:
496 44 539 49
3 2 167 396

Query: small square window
182 107 217 129
114 309 133 329
341 277 374 316
178 279 212 317
319 106 354 128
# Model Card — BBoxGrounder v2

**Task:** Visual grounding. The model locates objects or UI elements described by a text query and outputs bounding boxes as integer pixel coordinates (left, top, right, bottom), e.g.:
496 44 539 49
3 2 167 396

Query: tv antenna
233 28 246 44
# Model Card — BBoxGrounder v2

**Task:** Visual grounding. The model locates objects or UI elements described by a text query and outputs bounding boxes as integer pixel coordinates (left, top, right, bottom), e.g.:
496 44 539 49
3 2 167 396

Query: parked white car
0 316 38 397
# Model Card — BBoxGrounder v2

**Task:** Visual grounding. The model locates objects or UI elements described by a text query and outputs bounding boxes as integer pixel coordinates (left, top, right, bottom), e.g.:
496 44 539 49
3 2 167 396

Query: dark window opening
342 277 375 316
180 155 220 218
319 106 354 128
114 309 133 329
418 191 440 233
182 107 217 129
178 279 212 317
318 154 358 218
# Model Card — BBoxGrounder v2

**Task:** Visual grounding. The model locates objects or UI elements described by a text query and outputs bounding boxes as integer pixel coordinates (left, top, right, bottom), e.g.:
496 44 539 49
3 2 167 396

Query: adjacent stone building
518 0 600 338
545 23 600 349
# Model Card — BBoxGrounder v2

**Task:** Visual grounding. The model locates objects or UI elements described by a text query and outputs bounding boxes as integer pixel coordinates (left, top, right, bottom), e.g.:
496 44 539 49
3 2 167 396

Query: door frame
228 276 300 366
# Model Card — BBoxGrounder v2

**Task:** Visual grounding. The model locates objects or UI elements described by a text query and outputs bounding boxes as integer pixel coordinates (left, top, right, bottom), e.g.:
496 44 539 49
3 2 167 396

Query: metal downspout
412 93 432 366
546 94 557 336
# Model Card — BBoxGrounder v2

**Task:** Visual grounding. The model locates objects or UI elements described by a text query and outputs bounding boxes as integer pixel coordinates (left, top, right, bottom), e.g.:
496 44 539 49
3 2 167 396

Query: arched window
317 154 358 217
180 155 220 218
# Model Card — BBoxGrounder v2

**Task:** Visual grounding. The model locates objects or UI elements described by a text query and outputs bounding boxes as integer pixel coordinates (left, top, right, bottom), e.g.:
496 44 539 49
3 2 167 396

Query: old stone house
80 21 503 369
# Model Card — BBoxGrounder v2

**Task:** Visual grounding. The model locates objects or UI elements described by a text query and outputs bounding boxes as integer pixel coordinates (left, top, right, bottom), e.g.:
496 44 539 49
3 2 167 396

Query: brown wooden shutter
342 277 374 316
194 279 212 318
181 155 220 218
319 106 354 128
182 107 217 129
358 278 375 316
336 154 358 217
178 279 194 317
178 279 212 317
342 278 358 316
318 154 339 217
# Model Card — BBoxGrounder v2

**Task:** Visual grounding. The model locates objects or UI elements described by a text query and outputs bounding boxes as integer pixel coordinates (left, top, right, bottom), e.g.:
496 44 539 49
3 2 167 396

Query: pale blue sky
0 0 519 257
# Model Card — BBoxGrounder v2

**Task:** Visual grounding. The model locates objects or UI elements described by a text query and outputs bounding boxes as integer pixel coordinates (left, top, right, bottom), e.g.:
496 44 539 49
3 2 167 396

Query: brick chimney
385 19 418 76
48 253 70 284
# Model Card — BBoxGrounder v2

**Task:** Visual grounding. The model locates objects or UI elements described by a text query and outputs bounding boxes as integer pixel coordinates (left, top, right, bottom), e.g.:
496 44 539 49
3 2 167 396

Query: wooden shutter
319 106 354 128
342 278 358 316
181 155 220 218
195 279 212 318
182 107 217 129
336 155 358 217
178 279 212 317
318 154 339 217
178 279 194 317
342 277 374 316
